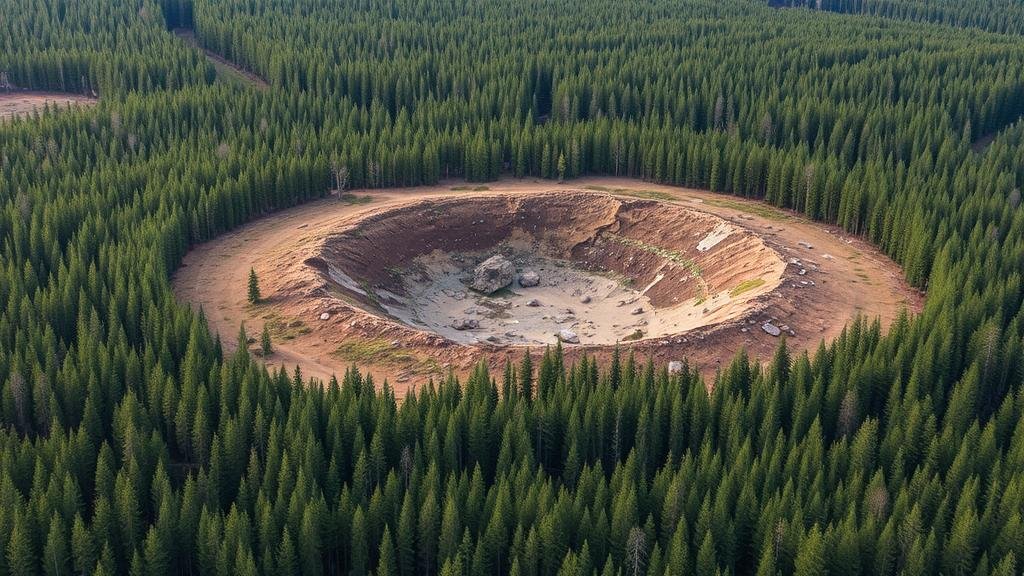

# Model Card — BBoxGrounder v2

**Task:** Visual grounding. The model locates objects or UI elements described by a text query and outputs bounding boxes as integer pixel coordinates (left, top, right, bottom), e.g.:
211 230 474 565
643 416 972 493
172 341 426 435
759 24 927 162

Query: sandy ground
173 178 923 393
0 92 96 121
390 250 689 346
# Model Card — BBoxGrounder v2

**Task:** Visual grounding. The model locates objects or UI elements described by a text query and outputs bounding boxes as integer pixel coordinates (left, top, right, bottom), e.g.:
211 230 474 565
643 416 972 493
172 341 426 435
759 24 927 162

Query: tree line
0 0 1021 574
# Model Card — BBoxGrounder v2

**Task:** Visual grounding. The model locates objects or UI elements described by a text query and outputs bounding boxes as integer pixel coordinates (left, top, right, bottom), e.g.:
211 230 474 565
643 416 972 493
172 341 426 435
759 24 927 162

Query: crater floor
311 192 784 348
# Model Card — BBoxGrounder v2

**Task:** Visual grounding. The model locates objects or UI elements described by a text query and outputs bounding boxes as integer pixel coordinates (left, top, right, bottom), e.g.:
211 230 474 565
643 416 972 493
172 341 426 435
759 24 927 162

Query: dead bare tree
332 161 350 196
838 389 857 436
625 527 648 576
10 371 29 434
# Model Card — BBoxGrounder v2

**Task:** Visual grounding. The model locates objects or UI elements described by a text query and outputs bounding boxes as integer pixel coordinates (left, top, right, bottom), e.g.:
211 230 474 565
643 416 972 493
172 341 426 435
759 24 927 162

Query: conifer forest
0 0 1023 574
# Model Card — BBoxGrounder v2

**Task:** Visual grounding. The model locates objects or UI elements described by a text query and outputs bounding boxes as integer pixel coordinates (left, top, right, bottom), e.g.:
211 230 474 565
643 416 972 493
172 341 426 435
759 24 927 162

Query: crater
310 192 785 347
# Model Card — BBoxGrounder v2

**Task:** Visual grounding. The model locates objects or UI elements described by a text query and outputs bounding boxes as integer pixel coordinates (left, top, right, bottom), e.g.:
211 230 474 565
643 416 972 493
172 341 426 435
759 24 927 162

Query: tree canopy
0 0 1022 574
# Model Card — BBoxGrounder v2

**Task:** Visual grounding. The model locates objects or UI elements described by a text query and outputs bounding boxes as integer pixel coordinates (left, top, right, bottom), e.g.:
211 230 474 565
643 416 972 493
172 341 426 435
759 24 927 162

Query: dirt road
172 178 922 392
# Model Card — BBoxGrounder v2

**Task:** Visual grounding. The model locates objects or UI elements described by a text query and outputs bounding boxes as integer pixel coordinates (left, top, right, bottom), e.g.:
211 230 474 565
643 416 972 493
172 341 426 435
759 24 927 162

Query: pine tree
43 514 70 576
261 324 273 356
378 525 398 576
794 525 825 576
248 268 261 304
8 514 37 576
519 350 534 401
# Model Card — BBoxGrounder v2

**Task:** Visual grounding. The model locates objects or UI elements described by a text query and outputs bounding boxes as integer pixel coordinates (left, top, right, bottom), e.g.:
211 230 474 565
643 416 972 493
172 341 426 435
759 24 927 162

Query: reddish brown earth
172 179 923 394
0 92 96 121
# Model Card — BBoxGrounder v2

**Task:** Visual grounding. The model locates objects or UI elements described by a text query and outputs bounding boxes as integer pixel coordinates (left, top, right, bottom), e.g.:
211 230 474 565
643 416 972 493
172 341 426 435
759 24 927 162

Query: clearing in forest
173 178 923 392
0 91 96 121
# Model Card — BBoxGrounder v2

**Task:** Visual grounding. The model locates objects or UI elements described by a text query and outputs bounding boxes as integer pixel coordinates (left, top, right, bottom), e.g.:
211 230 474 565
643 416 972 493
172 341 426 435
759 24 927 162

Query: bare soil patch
0 91 96 121
173 178 923 393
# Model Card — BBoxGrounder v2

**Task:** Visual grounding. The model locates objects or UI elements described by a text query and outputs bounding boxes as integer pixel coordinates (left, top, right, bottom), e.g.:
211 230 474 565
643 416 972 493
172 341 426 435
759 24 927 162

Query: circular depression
306 192 786 347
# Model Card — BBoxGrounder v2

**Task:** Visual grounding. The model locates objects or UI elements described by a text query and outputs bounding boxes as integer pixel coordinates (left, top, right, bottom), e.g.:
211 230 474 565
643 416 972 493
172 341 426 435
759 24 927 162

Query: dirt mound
310 192 783 346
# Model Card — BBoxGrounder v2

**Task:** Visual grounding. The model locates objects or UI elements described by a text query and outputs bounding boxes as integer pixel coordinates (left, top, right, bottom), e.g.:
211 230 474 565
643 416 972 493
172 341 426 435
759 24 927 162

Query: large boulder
761 322 781 336
519 270 541 287
470 255 514 294
668 360 684 375
558 329 580 344
451 318 480 330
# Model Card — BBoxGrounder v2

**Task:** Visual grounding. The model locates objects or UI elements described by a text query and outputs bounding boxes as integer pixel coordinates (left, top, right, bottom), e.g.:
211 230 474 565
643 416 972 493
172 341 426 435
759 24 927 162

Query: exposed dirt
172 179 923 394
0 91 97 121
311 193 783 346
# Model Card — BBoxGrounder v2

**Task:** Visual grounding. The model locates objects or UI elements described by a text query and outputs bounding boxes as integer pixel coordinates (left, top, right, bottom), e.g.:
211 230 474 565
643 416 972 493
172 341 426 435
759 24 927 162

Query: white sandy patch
697 222 732 252
381 249 713 346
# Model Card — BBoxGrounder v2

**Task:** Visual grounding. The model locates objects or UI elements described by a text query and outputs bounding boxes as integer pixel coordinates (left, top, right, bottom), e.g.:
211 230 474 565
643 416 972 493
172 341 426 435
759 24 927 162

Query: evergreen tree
248 268 261 304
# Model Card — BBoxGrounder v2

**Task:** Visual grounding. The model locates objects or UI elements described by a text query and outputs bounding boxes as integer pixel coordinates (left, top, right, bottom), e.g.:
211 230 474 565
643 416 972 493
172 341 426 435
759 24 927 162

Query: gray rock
668 360 684 375
631 307 644 315
451 318 480 330
761 322 781 336
319 312 331 321
470 255 514 294
558 329 580 344
580 295 592 304
526 299 541 307
518 270 541 287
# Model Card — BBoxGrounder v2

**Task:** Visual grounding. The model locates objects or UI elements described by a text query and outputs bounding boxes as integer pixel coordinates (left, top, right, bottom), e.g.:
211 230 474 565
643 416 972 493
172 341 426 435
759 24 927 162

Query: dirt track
172 178 923 392
0 92 96 121
173 29 270 90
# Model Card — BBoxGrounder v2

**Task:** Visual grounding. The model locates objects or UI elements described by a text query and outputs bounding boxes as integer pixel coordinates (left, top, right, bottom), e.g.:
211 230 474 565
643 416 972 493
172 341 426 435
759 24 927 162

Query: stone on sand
451 318 480 330
470 255 515 294
558 329 580 344
518 270 540 287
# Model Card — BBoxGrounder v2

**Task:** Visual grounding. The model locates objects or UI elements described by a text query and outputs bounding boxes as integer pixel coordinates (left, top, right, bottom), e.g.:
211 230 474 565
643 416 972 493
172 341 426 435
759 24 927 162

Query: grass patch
613 189 676 201
260 313 312 341
585 185 676 201
209 60 253 88
340 193 373 205
730 278 766 297
607 234 703 277
700 197 789 221
333 337 439 372
622 329 644 342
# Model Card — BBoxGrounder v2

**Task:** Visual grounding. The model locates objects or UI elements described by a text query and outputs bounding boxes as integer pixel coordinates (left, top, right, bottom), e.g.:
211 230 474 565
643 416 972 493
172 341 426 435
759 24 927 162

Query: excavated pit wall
307 192 785 345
